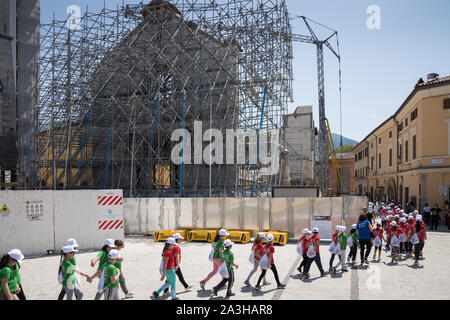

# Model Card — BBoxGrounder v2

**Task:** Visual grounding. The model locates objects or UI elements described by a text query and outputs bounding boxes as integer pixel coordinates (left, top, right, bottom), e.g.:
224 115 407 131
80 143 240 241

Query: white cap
8 249 24 265
108 249 120 259
67 239 79 248
335 225 341 231
218 229 230 236
104 239 116 248
390 221 397 227
400 217 407 223
172 233 184 240
62 245 78 254
352 224 357 229
258 232 267 239
400 209 404 213
416 215 423 221
413 210 418 214
302 228 311 234
394 215 399 219
224 239 234 247
266 233 274 242
165 237 176 245
408 215 414 220
376 221 381 226
312 227 319 233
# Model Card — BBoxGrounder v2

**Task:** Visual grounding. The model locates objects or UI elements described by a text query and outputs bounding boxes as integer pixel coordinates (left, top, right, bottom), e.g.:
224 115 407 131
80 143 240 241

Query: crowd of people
0 200 441 300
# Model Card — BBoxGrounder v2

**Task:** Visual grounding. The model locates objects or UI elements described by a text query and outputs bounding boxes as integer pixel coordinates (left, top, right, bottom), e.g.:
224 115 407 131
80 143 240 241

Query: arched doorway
387 178 396 202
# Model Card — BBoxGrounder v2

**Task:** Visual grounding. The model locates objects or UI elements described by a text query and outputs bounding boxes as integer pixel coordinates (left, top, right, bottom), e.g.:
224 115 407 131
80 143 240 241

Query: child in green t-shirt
212 239 239 298
102 249 121 300
58 238 79 300
200 229 229 290
0 249 24 300
59 246 88 300
332 226 348 274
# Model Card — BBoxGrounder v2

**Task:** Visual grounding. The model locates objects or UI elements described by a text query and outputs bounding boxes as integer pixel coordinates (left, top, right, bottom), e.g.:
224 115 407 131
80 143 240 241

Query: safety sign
25 200 44 221
1 204 10 217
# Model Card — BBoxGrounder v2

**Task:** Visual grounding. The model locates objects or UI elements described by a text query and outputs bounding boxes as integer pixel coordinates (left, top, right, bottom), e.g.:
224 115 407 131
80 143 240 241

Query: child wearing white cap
88 239 120 300
255 234 286 289
212 239 239 298
0 249 24 300
58 238 80 300
59 246 88 300
332 226 348 273
200 229 229 290
389 222 400 264
163 233 192 294
244 233 269 287
347 224 358 264
303 228 326 279
152 237 178 300
297 229 311 274
372 222 385 261
328 226 341 272
102 249 121 300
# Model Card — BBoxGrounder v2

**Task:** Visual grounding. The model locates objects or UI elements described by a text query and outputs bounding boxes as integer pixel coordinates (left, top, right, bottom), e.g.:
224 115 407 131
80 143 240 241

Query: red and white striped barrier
98 219 123 230
98 195 123 206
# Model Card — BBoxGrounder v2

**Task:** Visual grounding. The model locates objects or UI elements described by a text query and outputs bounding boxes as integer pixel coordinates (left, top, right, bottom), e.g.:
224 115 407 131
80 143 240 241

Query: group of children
0 203 428 300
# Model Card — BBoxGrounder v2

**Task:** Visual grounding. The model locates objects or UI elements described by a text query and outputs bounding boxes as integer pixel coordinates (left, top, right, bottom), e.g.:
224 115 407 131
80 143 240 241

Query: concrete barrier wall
123 196 368 238
0 190 124 257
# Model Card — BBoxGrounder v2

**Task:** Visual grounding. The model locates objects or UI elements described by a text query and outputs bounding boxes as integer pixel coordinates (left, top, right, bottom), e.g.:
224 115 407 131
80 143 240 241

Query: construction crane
290 16 343 196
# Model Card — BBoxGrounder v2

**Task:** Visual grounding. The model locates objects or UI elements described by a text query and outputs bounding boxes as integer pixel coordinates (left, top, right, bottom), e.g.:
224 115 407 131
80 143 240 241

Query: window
398 144 402 164
389 149 392 167
355 170 357 178
444 98 450 110
371 143 373 149
355 154 358 162
379 153 381 168
366 167 369 176
405 140 409 162
358 151 362 160
405 118 408 127
371 157 374 170
411 109 418 121
379 137 381 144
389 131 392 138
413 135 416 159
398 123 403 132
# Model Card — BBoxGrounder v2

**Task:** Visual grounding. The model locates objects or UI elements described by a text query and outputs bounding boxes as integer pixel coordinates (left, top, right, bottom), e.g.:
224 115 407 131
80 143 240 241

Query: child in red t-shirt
297 229 311 274
255 234 286 290
245 233 269 287
372 222 385 261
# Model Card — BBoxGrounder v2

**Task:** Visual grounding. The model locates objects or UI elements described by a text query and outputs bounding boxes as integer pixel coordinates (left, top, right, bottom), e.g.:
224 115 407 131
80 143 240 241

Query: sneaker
125 292 134 299
332 267 337 274
213 287 218 296
303 274 310 279
199 280 205 291
364 259 370 265
244 280 251 287
342 268 349 272
185 285 193 291
226 292 236 297
277 283 286 289
320 272 327 277
255 285 262 290
297 267 302 273
151 291 159 300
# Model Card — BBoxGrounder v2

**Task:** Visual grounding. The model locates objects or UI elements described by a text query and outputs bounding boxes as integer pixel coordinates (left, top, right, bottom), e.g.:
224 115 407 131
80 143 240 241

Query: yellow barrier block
264 231 288 246
154 230 187 242
187 230 217 243
228 231 251 244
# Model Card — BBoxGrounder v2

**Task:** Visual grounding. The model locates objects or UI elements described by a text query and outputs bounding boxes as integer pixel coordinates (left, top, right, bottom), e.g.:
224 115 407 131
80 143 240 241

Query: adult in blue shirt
356 214 373 265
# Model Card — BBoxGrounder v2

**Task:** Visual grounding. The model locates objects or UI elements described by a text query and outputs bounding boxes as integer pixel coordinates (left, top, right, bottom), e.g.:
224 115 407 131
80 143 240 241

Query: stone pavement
19 225 450 300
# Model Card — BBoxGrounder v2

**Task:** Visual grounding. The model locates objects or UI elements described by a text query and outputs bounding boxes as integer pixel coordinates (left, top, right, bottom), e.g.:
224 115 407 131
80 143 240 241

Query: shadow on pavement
196 289 213 298
251 288 279 297
239 286 254 293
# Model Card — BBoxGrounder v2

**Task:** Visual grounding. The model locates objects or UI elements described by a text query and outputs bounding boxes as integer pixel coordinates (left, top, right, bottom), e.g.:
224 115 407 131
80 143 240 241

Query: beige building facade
353 75 450 209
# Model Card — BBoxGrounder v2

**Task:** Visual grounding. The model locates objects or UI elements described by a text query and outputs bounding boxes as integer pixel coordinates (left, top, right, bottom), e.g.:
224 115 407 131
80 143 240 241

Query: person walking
164 233 192 294
413 215 427 266
0 249 24 300
152 237 178 300
430 204 441 231
212 239 239 298
356 214 373 265
328 226 340 273
372 222 385 261
58 238 80 300
102 249 122 300
332 226 348 274
200 229 229 290
347 224 358 264
114 240 134 299
303 228 326 279
255 234 286 289
245 233 269 286
423 203 431 226
297 229 311 274
59 246 88 300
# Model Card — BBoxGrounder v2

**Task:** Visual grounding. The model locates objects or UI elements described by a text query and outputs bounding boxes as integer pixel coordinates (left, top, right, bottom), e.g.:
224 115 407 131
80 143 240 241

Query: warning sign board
25 200 44 221
1 204 10 217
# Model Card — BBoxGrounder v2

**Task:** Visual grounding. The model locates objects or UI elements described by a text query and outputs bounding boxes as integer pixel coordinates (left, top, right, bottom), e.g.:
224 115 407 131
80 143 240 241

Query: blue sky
40 0 450 142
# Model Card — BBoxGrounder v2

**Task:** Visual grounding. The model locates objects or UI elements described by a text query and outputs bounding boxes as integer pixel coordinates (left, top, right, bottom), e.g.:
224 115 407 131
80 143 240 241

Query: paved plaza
20 225 450 300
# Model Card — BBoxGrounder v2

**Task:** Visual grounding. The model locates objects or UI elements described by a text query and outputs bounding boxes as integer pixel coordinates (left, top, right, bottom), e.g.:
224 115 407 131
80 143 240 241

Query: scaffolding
33 0 293 197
